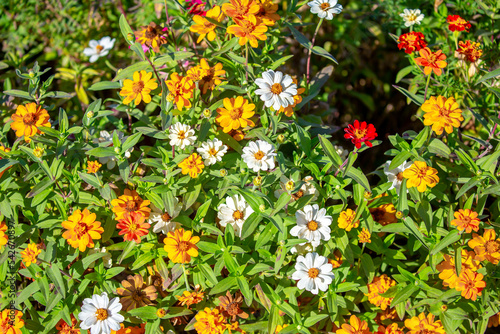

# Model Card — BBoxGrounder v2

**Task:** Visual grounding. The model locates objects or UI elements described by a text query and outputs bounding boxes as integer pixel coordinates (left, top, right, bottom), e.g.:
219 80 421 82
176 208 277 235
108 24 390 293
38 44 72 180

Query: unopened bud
203 109 211 118
156 308 167 318
396 211 404 219
127 33 134 42
259 204 266 212
253 176 262 186
29 71 35 78
363 191 372 199
277 134 285 143
33 146 44 158
114 147 120 154
220 169 227 177
87 110 94 118
285 180 295 191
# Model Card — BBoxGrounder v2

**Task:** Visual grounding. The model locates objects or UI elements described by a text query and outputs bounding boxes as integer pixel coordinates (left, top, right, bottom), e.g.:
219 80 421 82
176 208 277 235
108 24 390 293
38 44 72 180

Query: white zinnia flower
96 130 133 169
197 138 228 166
149 200 183 235
83 37 116 63
291 252 334 295
255 70 297 111
274 175 319 202
169 123 197 149
290 204 332 247
217 195 254 237
399 9 424 27
384 160 413 193
307 0 343 20
87 247 112 268
242 140 277 172
78 292 124 334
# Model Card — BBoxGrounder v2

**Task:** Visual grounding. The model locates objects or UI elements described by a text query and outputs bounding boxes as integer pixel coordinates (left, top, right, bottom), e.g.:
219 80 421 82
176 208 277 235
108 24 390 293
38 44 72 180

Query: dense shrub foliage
0 0 500 334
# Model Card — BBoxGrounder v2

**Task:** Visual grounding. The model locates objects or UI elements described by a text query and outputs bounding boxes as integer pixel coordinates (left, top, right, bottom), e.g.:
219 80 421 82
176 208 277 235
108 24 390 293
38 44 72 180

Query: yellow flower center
23 113 38 126
126 200 139 212
407 13 418 22
396 172 404 181
132 289 145 302
132 80 145 94
254 150 265 160
270 83 283 94
128 221 139 232
233 210 244 220
162 212 172 221
178 241 190 251
308 268 319 278
96 45 104 53
230 107 243 120
177 130 186 139
307 220 318 231
320 2 329 10
74 222 89 237
485 240 499 254
208 148 218 156
285 181 295 191
95 308 108 321
353 128 367 139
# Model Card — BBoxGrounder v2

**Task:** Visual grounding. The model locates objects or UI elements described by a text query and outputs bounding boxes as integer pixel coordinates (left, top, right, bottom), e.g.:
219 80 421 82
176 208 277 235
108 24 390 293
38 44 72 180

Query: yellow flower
190 6 225 43
336 315 370 334
365 274 396 310
436 250 481 289
328 249 343 269
33 146 44 158
468 229 500 264
21 243 41 267
165 73 195 111
10 102 51 142
358 228 372 243
421 96 463 135
404 313 445 334
216 96 256 133
86 160 102 173
61 208 104 252
179 153 205 178
176 289 205 307
226 15 268 48
275 324 289 333
111 189 151 220
198 59 226 94
120 70 158 106
256 0 280 26
450 209 480 233
134 22 168 53
0 309 24 334
222 0 260 19
163 228 200 263
402 160 439 192
369 203 397 226
337 208 360 231
194 308 227 334
0 221 8 250
0 145 11 179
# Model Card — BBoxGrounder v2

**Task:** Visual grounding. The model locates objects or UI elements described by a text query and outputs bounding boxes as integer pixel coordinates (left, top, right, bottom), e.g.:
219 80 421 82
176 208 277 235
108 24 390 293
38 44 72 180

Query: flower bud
396 211 404 219
114 147 120 154
259 204 266 212
253 176 262 186
35 272 43 278
363 191 372 199
127 33 135 42
33 146 44 158
277 134 285 143
285 180 295 191
87 110 94 118
28 71 35 78
156 308 167 318
202 109 211 118
220 169 227 177
124 151 131 159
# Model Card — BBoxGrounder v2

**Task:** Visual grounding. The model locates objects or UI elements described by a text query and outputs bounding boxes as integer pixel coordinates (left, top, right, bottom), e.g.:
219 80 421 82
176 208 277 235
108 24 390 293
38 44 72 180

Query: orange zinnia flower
365 275 396 310
194 308 227 334
455 268 486 301
178 153 205 178
163 228 200 263
226 15 268 48
375 323 404 334
0 309 24 334
0 145 12 179
198 59 226 94
10 102 51 143
457 40 483 62
468 229 500 264
116 212 151 243
0 221 8 251
358 228 371 243
488 312 500 328
190 6 225 43
336 315 370 334
402 160 439 192
216 96 256 133
328 249 343 269
165 73 195 111
338 209 360 231
405 312 445 334
222 0 260 19
451 209 480 233
436 250 481 288
62 209 104 252
177 289 205 308
86 160 102 174
21 243 41 267
55 314 80 334
255 0 280 25
111 189 151 220
415 48 447 76
397 32 427 54
119 70 158 106
369 203 397 226
134 22 168 52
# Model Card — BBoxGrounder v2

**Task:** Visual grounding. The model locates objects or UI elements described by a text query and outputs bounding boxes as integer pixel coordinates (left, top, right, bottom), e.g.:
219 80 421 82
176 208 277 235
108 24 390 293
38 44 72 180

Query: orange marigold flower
111 189 151 220
370 203 397 226
226 15 268 48
457 40 483 62
62 209 104 252
338 209 360 232
216 96 256 133
0 221 8 250
256 0 280 25
177 289 205 307
455 268 486 301
336 315 370 334
86 160 102 174
436 250 481 289
120 70 158 106
402 160 439 192
190 6 225 43
275 324 289 333
365 274 396 310
10 102 51 143
111 323 146 334
116 274 158 311
415 48 447 76
447 15 471 32
0 309 24 334
116 212 151 243
358 228 372 243
421 96 463 135
222 0 260 19
397 32 427 54
164 228 200 263
451 209 480 233
468 229 500 264
134 22 168 52
488 312 500 328
194 307 228 334
376 308 398 323
404 312 445 334
55 314 80 334
329 249 343 269
21 243 41 267
0 145 12 179
344 120 378 149
165 72 195 111
198 59 226 94
375 323 404 334
179 153 205 178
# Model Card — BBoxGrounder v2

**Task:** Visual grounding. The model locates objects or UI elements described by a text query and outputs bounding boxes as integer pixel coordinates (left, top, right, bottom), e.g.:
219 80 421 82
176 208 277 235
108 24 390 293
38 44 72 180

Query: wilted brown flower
116 274 158 311
218 291 248 322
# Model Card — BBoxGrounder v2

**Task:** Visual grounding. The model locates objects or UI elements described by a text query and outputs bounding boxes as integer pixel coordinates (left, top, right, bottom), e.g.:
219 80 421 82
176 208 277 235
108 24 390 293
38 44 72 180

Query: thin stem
334 150 357 176
306 18 324 83
145 55 162 87
182 264 190 291
164 0 170 25
424 73 431 101
245 43 249 82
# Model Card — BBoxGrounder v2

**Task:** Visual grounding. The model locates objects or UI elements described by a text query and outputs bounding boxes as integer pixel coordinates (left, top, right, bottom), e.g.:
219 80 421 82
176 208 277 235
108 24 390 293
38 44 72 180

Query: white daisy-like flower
384 160 413 193
78 292 124 334
290 204 332 247
290 242 316 255
197 138 228 166
307 0 343 20
87 247 112 269
169 123 197 150
399 9 424 27
242 140 277 172
96 131 133 169
291 252 334 295
149 200 183 235
255 70 297 111
217 195 254 237
83 37 116 63
274 175 319 202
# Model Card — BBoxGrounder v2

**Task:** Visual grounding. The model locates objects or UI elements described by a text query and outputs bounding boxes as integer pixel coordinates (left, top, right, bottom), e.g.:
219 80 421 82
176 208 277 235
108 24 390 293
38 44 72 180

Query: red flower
344 120 378 149
457 40 483 62
186 0 207 16
397 32 427 54
447 15 471 32
117 212 150 243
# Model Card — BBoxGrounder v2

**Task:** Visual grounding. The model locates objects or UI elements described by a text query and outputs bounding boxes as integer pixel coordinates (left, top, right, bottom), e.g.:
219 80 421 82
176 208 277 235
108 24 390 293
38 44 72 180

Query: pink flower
186 0 207 16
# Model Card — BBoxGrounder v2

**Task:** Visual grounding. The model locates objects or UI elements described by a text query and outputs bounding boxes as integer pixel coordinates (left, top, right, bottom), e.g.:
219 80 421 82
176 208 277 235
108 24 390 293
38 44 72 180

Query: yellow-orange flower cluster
457 40 483 62
190 6 225 43
415 48 447 76
62 208 104 252
405 313 445 334
468 229 500 264
451 209 480 233
194 307 228 334
111 189 151 220
365 274 396 310
165 72 195 111
338 208 360 231
120 70 158 106
177 289 205 307
179 153 205 178
436 249 481 289
216 96 256 133
0 309 25 334
21 243 41 267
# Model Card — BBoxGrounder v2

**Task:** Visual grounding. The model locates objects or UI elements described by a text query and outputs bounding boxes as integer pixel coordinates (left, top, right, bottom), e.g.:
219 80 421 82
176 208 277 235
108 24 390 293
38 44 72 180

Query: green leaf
269 55 294 70
41 91 74 99
78 172 101 188
403 217 429 250
312 45 338 64
27 178 54 198
183 183 201 210
198 263 218 286
392 85 424 106
237 276 253 305
113 61 150 81
389 151 412 170
395 65 414 83
118 241 136 264
131 252 155 271
345 168 370 192
476 67 500 84
430 230 461 256
16 281 39 306
240 212 263 239
82 252 108 269
271 193 291 215
119 14 134 44
455 149 479 173
428 138 451 158
88 81 122 91
209 276 237 295
455 177 481 200
86 147 116 158
122 133 142 152
153 52 195 66
47 264 66 298
127 306 158 320
390 284 419 307
223 250 239 274
304 314 329 327
3 89 34 100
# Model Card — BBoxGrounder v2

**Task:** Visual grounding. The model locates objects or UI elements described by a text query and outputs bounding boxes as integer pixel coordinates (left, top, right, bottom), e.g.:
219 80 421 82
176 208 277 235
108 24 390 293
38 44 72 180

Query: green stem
306 18 324 83
424 73 431 101
245 43 249 82
182 264 190 291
